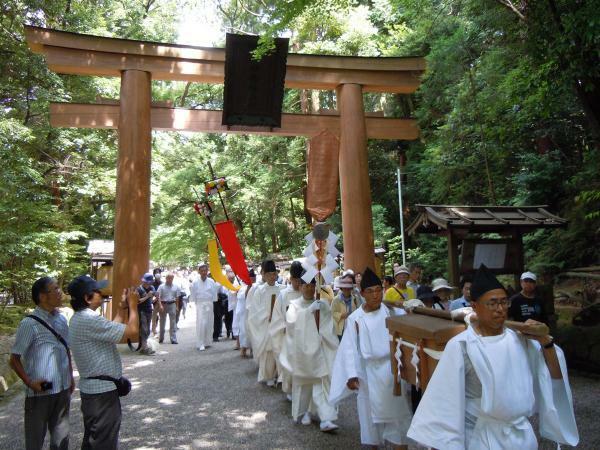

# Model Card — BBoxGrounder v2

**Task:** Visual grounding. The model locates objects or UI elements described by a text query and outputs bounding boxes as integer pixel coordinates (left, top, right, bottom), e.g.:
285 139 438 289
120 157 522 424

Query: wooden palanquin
386 314 465 393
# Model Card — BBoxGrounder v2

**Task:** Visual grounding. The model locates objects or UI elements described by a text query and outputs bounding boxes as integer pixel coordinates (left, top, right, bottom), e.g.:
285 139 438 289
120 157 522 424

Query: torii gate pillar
337 83 375 273
111 70 152 317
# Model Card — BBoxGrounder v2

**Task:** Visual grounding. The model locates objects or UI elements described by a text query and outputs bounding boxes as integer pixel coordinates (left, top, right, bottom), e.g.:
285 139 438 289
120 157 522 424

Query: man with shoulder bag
10 277 74 450
68 275 139 450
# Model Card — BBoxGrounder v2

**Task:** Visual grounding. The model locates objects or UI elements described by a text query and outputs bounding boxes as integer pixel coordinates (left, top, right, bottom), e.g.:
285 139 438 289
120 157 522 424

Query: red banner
214 220 251 284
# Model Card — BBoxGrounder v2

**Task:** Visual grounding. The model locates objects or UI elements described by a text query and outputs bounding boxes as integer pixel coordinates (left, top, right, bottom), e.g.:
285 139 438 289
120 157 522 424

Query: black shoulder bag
86 375 132 397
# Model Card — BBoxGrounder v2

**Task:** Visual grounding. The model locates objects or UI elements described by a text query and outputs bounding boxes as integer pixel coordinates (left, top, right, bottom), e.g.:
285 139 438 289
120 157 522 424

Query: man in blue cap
137 273 157 355
68 275 140 450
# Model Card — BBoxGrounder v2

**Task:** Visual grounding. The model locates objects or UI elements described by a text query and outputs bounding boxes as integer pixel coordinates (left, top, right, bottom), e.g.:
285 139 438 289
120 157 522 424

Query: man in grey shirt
68 275 139 450
10 276 74 450
157 272 181 344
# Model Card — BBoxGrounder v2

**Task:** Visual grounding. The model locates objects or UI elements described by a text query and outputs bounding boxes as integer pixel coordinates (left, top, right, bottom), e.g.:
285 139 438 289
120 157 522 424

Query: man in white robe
330 267 412 449
247 260 282 385
280 275 339 432
408 264 579 450
189 263 218 351
236 268 256 357
269 261 303 396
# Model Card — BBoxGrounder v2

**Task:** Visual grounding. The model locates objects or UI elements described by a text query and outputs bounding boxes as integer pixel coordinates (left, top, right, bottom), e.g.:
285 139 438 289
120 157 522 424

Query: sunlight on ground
158 397 179 406
129 360 156 369
225 410 268 430
192 438 218 448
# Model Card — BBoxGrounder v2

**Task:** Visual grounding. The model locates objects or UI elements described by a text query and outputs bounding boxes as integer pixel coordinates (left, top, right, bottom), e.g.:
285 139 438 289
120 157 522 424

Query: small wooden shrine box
386 313 465 393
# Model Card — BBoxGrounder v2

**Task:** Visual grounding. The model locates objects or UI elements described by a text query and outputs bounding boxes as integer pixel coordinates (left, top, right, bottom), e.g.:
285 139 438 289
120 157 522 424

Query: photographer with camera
68 275 139 450
10 277 74 450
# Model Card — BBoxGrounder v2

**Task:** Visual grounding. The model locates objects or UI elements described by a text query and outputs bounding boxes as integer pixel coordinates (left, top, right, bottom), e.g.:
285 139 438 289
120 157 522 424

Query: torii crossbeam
25 26 426 316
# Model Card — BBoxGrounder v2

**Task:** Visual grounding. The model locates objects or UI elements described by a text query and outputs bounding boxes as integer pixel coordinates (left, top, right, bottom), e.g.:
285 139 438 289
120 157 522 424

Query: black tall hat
289 261 303 279
261 259 277 274
471 264 505 301
417 285 436 301
360 267 382 290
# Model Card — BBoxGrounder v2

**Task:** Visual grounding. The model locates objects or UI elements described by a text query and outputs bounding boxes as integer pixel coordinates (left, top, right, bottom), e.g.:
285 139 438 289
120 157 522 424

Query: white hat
337 279 354 288
520 271 537 281
342 269 355 277
393 266 410 277
432 277 453 292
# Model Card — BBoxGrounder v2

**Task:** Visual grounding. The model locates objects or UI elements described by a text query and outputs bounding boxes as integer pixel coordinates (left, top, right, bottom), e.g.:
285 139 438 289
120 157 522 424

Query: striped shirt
11 307 71 397
69 308 126 394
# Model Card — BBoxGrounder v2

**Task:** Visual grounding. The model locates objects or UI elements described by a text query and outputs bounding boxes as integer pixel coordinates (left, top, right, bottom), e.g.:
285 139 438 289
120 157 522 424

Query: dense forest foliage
1 0 598 303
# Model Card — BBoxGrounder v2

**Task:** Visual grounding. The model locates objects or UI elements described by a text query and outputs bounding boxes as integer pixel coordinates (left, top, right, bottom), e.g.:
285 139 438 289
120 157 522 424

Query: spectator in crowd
10 277 74 450
407 262 423 292
151 270 162 335
431 277 454 310
175 271 189 327
508 271 549 324
68 275 139 450
157 273 180 344
137 273 157 355
450 276 473 311
417 285 445 311
331 274 362 340
383 275 394 290
384 265 415 306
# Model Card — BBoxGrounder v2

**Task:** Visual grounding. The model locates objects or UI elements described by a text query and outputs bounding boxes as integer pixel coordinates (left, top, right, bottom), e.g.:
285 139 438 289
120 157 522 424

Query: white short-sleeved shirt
69 308 126 394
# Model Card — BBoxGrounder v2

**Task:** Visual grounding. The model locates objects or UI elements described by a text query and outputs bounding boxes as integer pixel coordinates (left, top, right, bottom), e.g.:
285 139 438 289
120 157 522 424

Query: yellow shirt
383 286 415 304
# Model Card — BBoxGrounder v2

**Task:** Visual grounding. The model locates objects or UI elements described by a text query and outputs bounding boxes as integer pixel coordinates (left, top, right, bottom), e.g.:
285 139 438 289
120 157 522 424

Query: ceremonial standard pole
396 168 406 266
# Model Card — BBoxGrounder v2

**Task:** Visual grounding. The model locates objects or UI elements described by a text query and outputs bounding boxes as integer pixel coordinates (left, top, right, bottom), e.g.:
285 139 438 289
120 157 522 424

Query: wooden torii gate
25 26 425 314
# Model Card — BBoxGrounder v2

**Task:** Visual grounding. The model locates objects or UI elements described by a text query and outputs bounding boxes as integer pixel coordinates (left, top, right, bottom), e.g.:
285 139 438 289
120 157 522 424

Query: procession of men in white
190 256 578 449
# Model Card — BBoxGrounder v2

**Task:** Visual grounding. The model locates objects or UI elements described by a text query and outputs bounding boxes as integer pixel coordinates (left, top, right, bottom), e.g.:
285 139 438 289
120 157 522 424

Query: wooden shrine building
407 205 568 288
25 26 426 315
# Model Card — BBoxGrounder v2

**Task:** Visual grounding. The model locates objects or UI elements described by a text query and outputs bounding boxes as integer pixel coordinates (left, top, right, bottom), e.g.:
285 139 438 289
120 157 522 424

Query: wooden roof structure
87 239 114 262
407 205 567 235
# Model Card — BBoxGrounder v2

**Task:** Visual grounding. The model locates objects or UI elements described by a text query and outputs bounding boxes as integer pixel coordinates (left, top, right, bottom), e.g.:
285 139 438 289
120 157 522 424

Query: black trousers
223 305 233 337
24 389 70 450
213 300 224 339
80 390 121 450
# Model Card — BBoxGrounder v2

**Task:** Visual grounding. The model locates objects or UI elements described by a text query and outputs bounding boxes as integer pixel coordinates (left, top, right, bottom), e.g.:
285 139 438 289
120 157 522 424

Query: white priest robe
329 305 413 446
243 284 259 350
269 286 302 393
235 283 250 348
408 326 579 450
247 283 283 382
280 297 338 421
189 276 218 348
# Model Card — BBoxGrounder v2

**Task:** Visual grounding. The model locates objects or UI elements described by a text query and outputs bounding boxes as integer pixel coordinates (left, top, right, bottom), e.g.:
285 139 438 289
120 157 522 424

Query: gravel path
0 305 598 449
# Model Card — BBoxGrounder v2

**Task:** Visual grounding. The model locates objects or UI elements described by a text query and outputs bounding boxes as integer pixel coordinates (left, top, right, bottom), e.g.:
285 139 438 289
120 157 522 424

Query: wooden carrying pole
268 294 277 323
207 161 229 220
411 307 549 336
